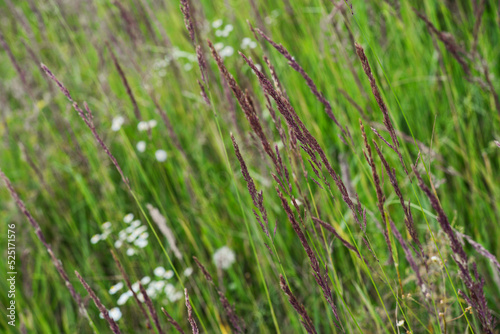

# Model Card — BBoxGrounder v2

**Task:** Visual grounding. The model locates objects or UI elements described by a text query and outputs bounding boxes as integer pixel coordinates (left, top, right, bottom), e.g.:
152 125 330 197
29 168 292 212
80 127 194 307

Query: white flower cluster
137 119 157 132
111 266 193 308
90 213 150 256
153 47 197 77
240 37 257 50
111 116 125 132
215 23 233 38
213 246 236 270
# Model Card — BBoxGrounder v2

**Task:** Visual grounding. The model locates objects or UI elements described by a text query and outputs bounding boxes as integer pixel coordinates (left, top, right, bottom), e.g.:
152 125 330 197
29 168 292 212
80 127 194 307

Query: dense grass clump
0 0 499 333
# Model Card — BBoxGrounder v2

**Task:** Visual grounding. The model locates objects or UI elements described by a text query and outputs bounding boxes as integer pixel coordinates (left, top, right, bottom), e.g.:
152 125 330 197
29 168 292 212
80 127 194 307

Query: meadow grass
0 0 499 333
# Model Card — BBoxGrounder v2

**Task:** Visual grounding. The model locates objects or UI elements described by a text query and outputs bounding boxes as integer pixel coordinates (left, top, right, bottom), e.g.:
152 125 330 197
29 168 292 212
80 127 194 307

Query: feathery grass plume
412 9 471 77
355 43 407 175
240 52 363 233
110 250 153 332
231 134 270 237
180 0 195 43
389 220 423 288
197 79 210 106
75 271 122 334
372 138 422 255
255 28 347 138
279 275 317 334
41 64 131 189
0 30 28 89
184 289 199 334
455 231 500 275
413 166 494 332
276 188 343 329
208 40 277 166
146 204 182 259
107 44 143 121
263 55 286 98
196 45 208 84
0 168 89 319
161 307 185 334
312 217 360 258
139 282 165 334
193 257 246 333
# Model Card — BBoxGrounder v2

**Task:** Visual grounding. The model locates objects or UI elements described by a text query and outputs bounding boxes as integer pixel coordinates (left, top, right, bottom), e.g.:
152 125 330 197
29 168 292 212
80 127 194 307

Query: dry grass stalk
161 307 185 334
279 275 317 334
240 51 364 237
312 217 360 258
41 64 131 190
255 28 347 138
110 250 153 332
193 257 246 333
414 167 493 333
208 40 277 166
180 0 195 43
107 44 143 121
0 169 88 319
355 43 407 175
231 134 270 237
146 204 182 259
139 282 165 334
372 138 422 256
412 9 471 76
74 270 122 334
276 188 342 329
184 289 199 334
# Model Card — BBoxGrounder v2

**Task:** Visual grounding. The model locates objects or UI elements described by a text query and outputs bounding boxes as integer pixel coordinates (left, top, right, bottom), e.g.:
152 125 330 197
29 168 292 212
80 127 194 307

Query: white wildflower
102 222 112 230
164 270 174 279
183 267 193 277
117 291 132 305
212 19 223 28
220 46 234 58
131 220 142 228
141 276 151 285
118 230 127 240
184 63 193 71
136 141 146 152
154 266 166 277
109 282 124 295
213 246 236 270
131 282 140 293
151 280 165 290
111 116 125 131
114 240 123 248
397 320 405 327
135 238 149 248
155 150 168 162
123 213 134 223
241 37 257 49
148 119 157 128
137 121 149 131
146 286 157 298
126 248 136 256
214 42 224 51
109 307 122 321
90 234 101 244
